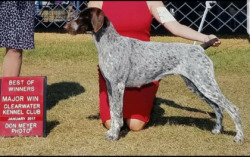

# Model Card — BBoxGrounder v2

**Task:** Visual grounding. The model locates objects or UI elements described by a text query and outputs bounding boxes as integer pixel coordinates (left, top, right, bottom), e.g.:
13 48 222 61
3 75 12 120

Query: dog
64 7 244 143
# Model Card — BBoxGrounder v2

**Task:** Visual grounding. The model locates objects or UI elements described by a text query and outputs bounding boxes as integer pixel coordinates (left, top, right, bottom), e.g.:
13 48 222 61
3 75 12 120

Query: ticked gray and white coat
64 7 244 143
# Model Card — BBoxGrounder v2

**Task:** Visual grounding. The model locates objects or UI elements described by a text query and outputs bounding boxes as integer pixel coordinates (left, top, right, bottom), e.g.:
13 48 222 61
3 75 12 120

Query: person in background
0 1 35 77
88 1 221 131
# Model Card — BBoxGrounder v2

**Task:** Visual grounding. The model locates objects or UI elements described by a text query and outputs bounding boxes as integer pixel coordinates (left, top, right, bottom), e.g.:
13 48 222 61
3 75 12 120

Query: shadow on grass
147 97 235 136
153 97 216 117
47 81 85 110
86 97 236 138
44 81 85 136
46 120 60 136
87 114 100 120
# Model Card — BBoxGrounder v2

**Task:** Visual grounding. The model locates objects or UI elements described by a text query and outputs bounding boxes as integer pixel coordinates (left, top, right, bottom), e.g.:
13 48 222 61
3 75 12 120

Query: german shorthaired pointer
64 7 244 143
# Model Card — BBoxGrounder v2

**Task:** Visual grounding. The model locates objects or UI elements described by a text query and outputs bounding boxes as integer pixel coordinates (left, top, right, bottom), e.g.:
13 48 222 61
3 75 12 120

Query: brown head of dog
64 7 110 35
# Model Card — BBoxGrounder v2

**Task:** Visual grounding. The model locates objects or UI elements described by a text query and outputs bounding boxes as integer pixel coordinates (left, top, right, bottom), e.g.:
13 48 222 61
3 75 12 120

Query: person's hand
204 34 221 47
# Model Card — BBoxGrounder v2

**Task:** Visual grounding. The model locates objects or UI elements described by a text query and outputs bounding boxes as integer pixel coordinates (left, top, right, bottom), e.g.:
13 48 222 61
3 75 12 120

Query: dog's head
64 7 110 35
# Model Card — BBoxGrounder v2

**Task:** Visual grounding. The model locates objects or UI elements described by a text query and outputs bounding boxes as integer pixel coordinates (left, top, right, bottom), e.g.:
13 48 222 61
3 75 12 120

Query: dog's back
124 39 208 87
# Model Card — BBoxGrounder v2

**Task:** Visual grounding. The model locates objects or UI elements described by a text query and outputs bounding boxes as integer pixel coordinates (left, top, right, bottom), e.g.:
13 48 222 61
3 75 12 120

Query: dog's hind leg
105 80 125 141
179 56 244 143
181 76 223 134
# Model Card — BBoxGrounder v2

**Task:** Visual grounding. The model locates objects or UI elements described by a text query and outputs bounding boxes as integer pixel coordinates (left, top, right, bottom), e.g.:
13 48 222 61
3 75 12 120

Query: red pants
98 68 159 123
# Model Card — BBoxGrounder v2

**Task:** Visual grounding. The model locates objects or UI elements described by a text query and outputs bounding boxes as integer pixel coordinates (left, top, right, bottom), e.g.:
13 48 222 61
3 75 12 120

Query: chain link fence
34 1 247 34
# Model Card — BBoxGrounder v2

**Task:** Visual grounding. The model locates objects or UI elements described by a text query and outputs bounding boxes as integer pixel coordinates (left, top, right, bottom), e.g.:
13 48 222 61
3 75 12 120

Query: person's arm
87 1 103 9
147 1 221 45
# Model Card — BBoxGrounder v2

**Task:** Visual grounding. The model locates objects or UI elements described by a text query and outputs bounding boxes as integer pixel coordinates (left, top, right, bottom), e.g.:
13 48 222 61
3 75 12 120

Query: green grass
0 33 250 155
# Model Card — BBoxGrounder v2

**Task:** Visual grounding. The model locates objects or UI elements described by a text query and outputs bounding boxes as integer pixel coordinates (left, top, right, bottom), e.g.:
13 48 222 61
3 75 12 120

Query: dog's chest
95 41 132 80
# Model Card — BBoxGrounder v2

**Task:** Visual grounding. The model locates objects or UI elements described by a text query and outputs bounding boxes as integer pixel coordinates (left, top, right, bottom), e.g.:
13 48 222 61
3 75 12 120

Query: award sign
0 77 47 136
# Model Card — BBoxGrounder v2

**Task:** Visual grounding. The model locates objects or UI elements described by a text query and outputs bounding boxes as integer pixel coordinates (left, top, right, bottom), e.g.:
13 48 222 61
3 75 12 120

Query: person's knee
126 119 147 131
6 48 23 56
103 119 147 131
6 48 23 54
103 120 111 130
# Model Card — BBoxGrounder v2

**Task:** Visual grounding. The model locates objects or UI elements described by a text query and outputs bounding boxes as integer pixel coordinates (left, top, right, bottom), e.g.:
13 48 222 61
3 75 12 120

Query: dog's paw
234 135 244 144
212 128 221 134
105 130 119 141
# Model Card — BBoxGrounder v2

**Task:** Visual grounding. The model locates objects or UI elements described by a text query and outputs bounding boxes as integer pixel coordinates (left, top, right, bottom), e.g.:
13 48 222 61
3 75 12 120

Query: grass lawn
0 33 249 155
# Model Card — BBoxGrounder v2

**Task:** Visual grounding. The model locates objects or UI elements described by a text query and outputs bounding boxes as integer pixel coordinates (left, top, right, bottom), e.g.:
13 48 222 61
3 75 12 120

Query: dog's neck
93 23 120 43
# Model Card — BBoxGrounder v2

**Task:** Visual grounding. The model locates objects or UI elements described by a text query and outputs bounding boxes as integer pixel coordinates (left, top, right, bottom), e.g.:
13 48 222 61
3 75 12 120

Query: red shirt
102 1 152 41
99 1 159 124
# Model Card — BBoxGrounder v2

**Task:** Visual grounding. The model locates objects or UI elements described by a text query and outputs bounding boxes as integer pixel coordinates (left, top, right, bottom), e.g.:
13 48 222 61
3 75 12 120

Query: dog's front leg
105 81 125 141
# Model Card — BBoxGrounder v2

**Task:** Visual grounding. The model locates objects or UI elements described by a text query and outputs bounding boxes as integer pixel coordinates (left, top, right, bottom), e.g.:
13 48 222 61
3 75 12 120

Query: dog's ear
91 8 106 33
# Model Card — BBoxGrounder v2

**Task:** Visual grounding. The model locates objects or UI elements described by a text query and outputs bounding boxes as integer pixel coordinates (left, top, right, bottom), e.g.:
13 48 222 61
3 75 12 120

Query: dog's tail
200 38 219 50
